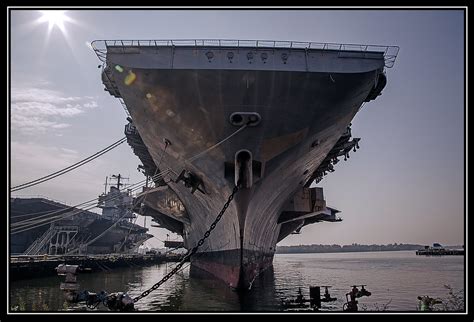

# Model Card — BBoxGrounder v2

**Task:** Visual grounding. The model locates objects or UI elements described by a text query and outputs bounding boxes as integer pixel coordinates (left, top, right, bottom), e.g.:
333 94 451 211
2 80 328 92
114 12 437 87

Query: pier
416 249 464 256
10 253 182 281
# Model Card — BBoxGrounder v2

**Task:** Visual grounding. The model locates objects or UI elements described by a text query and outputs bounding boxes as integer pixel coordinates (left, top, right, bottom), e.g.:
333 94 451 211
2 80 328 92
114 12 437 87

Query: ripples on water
9 251 464 312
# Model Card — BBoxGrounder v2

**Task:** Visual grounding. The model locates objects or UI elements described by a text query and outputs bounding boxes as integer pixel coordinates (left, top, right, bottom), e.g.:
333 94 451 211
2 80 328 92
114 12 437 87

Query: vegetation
440 285 465 311
10 296 26 312
417 285 465 311
10 295 52 312
360 299 392 311
277 243 424 254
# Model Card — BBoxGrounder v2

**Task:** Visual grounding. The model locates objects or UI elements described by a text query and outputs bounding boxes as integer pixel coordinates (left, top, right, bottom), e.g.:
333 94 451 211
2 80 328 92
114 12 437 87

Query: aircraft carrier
92 39 398 289
11 175 152 256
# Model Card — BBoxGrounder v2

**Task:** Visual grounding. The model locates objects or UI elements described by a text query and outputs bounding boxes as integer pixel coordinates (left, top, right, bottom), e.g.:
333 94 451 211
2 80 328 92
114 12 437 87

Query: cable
9 178 165 234
12 123 248 239
11 205 97 235
10 207 72 219
63 161 172 254
63 209 132 255
116 143 169 252
185 123 249 163
11 198 100 227
63 176 165 254
11 170 171 229
11 137 127 192
152 236 165 244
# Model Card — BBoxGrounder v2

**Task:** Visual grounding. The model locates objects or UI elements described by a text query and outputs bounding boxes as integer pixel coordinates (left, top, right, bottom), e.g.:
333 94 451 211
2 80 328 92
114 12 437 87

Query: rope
11 137 127 192
11 207 94 234
50 123 250 310
116 143 169 252
12 121 248 224
11 198 101 227
65 144 171 255
185 123 249 163
129 125 250 303
10 181 168 235
63 209 132 255
13 123 249 258
10 170 171 231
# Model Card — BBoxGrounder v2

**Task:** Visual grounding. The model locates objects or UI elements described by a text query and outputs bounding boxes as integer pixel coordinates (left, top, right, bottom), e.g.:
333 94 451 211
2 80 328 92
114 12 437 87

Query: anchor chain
132 184 240 303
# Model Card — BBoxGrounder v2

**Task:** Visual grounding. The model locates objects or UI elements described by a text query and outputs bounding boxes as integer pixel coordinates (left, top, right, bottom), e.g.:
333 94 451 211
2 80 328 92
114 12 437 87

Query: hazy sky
9 9 465 248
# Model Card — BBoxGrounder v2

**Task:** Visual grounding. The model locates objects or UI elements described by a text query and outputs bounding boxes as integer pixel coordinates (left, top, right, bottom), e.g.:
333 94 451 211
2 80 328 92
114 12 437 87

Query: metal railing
91 39 399 68
101 64 130 116
23 225 56 255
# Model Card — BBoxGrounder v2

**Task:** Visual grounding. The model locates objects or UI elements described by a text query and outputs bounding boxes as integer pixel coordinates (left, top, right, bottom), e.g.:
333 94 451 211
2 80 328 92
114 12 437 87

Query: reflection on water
10 251 464 312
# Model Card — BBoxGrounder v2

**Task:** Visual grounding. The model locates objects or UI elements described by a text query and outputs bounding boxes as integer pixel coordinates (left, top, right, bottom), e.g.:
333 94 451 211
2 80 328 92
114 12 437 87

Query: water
9 251 464 312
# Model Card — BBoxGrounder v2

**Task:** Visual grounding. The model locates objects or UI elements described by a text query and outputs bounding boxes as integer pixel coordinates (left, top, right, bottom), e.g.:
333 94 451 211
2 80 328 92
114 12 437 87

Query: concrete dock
10 253 182 280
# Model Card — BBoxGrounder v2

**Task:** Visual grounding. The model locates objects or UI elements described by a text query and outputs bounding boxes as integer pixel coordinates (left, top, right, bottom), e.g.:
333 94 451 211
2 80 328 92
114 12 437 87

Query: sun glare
38 11 71 33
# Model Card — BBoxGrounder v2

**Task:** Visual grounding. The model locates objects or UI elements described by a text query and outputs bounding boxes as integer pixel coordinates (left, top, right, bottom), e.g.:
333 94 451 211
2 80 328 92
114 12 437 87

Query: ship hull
10 198 151 255
102 44 386 289
191 249 274 289
119 70 373 289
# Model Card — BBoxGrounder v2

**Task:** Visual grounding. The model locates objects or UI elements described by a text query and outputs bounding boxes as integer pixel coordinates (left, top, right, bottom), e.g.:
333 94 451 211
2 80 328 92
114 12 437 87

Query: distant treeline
276 243 424 254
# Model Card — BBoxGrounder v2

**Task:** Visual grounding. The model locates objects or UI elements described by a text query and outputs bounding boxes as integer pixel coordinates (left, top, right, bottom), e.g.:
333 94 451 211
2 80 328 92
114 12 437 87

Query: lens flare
115 65 124 73
124 71 137 86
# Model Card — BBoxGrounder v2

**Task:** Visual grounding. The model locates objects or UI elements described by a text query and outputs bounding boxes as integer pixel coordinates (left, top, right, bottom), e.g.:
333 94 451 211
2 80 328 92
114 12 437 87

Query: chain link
133 184 240 303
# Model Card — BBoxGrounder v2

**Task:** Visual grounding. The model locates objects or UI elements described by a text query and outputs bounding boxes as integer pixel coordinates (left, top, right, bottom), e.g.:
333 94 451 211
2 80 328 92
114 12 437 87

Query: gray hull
10 198 151 255
97 41 390 288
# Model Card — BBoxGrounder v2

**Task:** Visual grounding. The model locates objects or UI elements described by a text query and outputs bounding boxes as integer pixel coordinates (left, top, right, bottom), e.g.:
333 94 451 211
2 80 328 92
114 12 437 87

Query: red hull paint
192 250 275 289
192 258 241 288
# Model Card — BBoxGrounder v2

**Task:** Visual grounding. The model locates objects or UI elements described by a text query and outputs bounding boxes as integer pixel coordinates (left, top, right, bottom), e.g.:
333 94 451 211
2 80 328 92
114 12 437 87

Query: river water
9 251 465 312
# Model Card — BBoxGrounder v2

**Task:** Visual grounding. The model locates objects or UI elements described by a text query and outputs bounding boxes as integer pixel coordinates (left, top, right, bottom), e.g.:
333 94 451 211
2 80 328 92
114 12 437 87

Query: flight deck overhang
92 39 398 74
278 207 341 225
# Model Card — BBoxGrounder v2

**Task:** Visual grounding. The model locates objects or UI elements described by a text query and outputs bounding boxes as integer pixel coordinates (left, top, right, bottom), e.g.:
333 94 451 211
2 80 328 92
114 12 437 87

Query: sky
8 9 465 249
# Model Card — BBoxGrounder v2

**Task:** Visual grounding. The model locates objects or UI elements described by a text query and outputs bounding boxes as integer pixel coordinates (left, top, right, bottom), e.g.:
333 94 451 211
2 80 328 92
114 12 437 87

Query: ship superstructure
11 175 152 255
93 39 398 289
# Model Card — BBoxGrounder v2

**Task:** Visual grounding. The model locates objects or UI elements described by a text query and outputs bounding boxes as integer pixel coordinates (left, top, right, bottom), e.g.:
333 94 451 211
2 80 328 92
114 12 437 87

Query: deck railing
91 39 399 68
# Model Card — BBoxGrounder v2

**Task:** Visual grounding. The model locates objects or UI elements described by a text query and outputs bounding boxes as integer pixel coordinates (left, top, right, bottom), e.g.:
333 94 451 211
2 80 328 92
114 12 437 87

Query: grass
417 285 465 312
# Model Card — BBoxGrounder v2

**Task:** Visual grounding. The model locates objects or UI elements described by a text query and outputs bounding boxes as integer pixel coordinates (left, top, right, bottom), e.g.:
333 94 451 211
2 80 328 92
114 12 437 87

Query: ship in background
10 174 152 255
93 39 398 289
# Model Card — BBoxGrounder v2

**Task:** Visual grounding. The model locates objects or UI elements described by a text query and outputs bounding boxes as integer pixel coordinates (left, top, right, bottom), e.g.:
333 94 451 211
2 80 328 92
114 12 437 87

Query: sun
38 10 72 33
